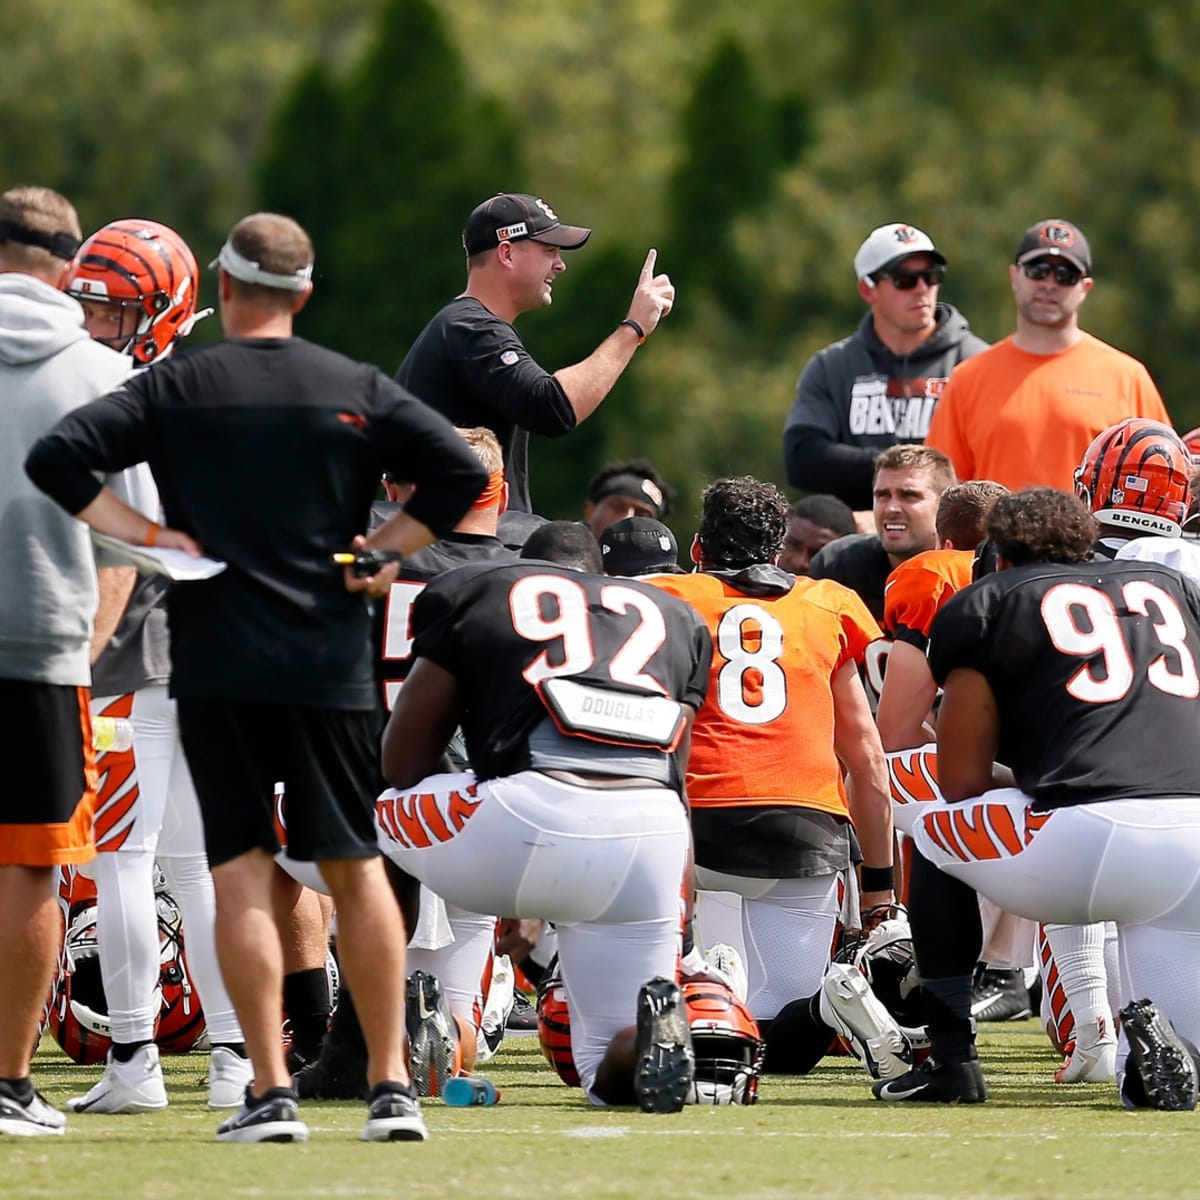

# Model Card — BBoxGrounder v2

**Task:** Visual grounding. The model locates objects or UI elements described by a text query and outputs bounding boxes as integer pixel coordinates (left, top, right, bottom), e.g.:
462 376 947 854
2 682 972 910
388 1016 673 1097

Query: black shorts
0 678 96 866
691 804 850 878
177 698 383 869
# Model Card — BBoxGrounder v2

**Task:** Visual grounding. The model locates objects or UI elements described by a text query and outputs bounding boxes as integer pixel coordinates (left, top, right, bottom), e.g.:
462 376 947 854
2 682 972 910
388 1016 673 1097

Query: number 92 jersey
410 560 713 782
928 557 1200 808
649 571 881 815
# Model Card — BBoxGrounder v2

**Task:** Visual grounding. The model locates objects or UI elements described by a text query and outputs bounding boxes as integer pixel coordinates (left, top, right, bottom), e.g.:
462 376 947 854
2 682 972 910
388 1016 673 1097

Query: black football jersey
369 502 516 709
929 557 1200 808
410 559 713 781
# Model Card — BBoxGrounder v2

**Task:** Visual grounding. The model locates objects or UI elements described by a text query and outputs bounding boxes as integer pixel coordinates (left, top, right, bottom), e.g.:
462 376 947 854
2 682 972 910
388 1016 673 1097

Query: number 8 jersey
928 556 1200 809
649 568 881 814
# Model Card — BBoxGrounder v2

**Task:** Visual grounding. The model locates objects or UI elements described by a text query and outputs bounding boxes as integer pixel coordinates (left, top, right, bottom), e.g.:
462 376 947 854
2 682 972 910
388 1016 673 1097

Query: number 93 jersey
410 560 712 781
928 557 1200 808
649 570 881 815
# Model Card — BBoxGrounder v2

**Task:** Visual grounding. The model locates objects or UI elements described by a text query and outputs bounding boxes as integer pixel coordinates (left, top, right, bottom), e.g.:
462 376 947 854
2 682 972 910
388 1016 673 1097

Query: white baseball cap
854 223 945 281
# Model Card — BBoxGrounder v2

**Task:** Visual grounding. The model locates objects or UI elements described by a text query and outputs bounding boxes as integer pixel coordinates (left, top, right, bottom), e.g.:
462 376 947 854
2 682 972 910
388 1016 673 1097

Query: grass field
4 1022 1199 1200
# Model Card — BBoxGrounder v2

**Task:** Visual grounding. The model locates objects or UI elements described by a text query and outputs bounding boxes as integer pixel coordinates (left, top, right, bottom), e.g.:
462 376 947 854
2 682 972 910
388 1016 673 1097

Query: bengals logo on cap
892 225 922 245
1039 223 1076 248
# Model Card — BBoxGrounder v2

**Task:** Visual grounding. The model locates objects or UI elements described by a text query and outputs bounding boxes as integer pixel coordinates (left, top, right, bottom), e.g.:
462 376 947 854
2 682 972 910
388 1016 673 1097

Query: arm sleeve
836 589 884 668
782 357 876 505
373 377 490 538
25 376 155 515
927 588 992 685
452 317 577 437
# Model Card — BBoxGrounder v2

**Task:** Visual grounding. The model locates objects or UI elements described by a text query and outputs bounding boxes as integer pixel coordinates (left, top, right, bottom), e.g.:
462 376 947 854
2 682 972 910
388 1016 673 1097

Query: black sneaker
361 1082 429 1142
1120 998 1199 1112
634 977 694 1114
505 990 539 1035
215 1087 308 1143
873 1056 988 1104
970 968 1032 1022
406 971 460 1099
293 1045 369 1100
0 1080 66 1137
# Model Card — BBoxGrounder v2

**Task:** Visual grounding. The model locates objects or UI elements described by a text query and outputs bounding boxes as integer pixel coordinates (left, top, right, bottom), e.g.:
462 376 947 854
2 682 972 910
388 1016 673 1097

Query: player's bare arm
933 667 1001 802
381 657 462 789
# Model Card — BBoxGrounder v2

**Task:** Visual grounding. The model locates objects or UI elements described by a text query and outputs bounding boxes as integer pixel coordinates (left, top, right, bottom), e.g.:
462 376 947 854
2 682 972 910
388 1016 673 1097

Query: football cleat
703 943 749 1003
478 953 516 1062
1054 1015 1117 1085
216 1087 308 1143
66 1044 168 1114
872 1056 988 1104
819 962 913 1081
293 1043 369 1101
970 968 1032 1022
1120 998 1199 1111
405 970 461 1098
361 1083 429 1142
0 1081 66 1137
634 977 694 1114
506 989 539 1034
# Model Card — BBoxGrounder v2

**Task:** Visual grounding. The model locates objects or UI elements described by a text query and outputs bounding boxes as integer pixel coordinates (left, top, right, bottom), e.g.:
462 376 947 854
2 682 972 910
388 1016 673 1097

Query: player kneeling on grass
375 523 713 1113
878 487 1200 1109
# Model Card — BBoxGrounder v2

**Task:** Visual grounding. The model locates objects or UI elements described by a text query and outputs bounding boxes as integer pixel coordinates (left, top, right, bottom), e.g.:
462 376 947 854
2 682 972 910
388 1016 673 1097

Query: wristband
860 865 894 891
620 318 647 345
144 522 161 547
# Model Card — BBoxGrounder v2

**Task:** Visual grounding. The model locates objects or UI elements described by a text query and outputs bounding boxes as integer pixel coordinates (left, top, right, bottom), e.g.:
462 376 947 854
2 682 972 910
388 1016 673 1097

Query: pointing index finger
640 248 657 281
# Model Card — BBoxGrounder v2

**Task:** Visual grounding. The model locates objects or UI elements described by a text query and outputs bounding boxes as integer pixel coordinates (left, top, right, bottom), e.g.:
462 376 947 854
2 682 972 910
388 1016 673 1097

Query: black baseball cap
463 193 591 257
1015 219 1092 275
599 517 680 577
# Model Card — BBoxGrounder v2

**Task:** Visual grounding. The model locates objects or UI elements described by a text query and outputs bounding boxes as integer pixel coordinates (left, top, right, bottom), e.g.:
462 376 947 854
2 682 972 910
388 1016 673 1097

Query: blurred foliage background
7 0 1200 536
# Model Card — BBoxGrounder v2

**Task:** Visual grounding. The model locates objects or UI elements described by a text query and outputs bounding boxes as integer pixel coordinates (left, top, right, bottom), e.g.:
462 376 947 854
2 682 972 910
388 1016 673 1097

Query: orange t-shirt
649 572 881 814
926 333 1170 490
883 548 975 651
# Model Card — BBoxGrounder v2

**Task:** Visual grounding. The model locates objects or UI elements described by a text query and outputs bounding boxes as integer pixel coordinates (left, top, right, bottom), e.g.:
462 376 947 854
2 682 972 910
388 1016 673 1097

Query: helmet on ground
536 968 580 1087
1073 419 1192 538
683 978 764 1105
44 867 207 1063
65 219 200 364
833 905 927 1034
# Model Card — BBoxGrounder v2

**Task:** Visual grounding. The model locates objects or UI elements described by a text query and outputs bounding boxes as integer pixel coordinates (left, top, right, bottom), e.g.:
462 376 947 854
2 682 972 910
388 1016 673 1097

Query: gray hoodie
782 303 988 509
1 273 132 684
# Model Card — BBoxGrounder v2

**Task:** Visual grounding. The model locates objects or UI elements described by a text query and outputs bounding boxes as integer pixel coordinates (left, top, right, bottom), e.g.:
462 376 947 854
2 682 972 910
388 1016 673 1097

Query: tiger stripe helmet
1180 426 1200 463
1073 418 1192 538
65 219 200 363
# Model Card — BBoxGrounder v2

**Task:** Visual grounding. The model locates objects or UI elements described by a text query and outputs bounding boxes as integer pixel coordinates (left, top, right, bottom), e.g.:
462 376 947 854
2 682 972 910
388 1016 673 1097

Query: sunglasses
873 266 945 290
1022 259 1084 286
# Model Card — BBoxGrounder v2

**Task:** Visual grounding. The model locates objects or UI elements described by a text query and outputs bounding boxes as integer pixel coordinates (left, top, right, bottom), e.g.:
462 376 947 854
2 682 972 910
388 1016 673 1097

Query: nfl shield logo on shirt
500 350 519 366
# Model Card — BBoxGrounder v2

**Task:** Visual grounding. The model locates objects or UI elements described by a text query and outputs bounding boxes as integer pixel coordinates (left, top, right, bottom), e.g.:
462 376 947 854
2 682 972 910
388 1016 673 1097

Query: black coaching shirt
27 338 488 709
396 297 576 514
410 559 712 781
928 557 1200 809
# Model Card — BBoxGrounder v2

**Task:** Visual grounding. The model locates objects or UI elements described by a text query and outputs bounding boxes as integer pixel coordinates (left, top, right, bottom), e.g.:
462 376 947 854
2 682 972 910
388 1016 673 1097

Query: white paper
91 531 227 582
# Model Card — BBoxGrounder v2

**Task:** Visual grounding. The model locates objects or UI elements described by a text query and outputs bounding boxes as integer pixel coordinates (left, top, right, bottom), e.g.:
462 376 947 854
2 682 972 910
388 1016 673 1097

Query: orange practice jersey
883 549 975 651
650 572 880 815
927 333 1170 491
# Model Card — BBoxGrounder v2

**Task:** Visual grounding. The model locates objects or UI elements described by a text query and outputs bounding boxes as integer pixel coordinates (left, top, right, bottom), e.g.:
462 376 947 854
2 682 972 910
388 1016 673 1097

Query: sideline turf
3 1023 1197 1200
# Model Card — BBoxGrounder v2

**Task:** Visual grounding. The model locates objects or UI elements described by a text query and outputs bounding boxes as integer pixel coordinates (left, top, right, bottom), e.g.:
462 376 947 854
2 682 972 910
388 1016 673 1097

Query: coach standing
26 213 488 1144
397 193 675 513
0 186 133 1138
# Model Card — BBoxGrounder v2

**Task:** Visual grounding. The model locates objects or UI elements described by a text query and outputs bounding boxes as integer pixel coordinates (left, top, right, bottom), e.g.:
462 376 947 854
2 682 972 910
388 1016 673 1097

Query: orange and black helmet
65 219 200 364
1073 418 1192 538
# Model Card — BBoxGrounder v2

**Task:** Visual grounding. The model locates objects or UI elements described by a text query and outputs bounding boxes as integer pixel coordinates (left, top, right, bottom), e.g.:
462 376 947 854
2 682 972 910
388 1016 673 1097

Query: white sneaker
208 1046 255 1109
819 962 912 1081
0 1082 66 1136
703 944 749 1003
66 1044 168 1113
1055 1015 1117 1084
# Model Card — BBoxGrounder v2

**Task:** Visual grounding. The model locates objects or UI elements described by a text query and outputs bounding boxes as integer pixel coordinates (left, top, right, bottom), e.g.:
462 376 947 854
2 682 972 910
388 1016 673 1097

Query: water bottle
92 716 135 753
442 1076 500 1106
